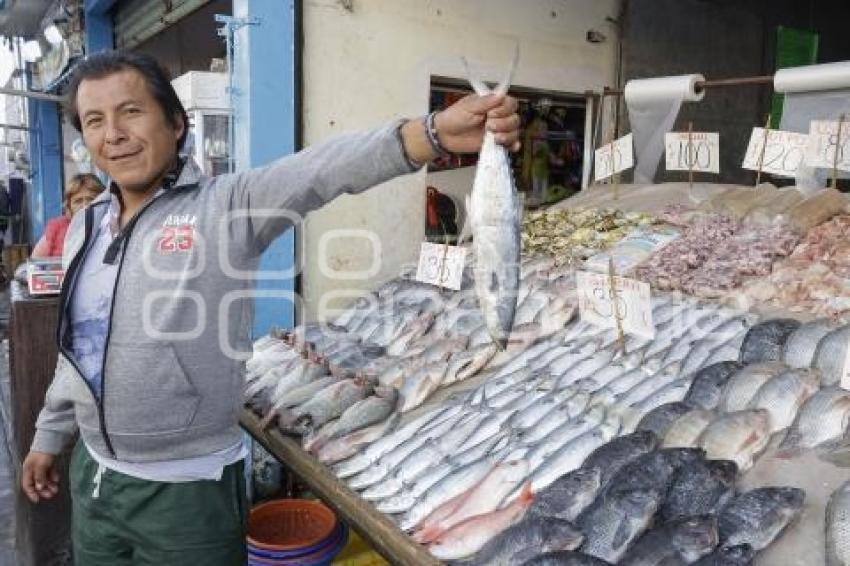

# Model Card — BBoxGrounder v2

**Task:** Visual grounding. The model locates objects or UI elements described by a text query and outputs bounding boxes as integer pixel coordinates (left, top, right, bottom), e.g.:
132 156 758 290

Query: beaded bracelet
424 111 450 157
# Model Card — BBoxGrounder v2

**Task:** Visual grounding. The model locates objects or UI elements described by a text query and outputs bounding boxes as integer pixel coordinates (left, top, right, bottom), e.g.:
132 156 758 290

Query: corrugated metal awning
0 0 52 37
114 0 210 50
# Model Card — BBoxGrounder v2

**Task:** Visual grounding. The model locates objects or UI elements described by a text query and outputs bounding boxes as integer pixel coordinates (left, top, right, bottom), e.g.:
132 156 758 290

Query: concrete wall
301 0 620 321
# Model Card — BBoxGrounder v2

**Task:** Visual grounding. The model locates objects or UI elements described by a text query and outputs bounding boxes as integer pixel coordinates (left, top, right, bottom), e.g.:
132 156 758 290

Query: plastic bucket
248 523 348 566
246 499 345 565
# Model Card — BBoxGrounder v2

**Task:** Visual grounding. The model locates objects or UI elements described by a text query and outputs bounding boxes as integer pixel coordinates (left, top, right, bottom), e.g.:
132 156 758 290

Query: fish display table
242 183 850 564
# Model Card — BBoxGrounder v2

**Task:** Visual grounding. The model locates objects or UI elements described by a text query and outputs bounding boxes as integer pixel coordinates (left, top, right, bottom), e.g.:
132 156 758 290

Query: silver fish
464 49 521 349
717 362 787 413
304 387 398 452
777 387 850 458
698 409 771 472
315 412 401 464
747 368 820 433
784 318 841 369
397 362 448 412
527 415 620 492
332 404 460 478
281 378 371 435
827 480 850 566
399 457 496 532
662 408 715 449
814 325 850 387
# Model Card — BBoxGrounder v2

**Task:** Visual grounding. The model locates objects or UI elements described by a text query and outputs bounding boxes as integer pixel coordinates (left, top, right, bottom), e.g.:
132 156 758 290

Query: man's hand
400 94 521 164
436 93 521 154
21 451 60 503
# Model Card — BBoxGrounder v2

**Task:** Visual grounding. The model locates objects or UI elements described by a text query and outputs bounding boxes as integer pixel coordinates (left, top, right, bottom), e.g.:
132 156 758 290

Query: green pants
69 441 247 566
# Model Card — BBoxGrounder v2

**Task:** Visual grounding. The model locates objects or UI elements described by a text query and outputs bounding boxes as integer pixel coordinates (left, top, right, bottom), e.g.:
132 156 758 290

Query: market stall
240 175 850 565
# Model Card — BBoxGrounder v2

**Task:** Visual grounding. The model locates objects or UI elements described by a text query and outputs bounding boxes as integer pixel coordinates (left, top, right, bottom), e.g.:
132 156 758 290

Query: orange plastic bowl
247 499 338 552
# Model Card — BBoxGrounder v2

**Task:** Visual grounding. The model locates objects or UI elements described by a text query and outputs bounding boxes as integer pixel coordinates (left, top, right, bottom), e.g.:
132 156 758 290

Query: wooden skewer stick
608 257 626 355
832 113 846 190
610 137 619 201
687 121 694 193
755 114 771 187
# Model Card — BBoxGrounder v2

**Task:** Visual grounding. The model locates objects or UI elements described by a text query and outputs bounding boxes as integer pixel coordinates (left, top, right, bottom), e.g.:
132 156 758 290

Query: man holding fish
20 50 521 565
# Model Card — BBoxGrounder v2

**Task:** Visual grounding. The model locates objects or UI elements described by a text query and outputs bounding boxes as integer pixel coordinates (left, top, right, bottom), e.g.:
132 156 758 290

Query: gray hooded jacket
31 123 414 462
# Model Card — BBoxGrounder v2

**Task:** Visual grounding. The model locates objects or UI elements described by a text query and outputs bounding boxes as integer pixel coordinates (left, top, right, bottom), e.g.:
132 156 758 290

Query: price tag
594 133 634 181
576 270 655 339
841 339 850 391
742 128 809 178
665 132 720 173
415 242 466 290
804 120 850 172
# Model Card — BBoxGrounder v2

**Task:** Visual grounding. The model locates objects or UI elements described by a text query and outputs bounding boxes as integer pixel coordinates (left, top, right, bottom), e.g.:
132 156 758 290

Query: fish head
617 488 661 518
770 487 806 511
626 429 661 452
708 459 739 484
659 447 706 468
560 468 602 493
716 544 757 563
671 515 719 561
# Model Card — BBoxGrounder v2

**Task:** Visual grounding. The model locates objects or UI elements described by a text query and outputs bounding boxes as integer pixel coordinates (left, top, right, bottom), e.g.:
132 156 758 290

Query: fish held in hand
463 49 522 350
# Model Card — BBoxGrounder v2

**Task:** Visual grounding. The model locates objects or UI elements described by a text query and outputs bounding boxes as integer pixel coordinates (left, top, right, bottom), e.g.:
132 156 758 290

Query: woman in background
31 173 104 258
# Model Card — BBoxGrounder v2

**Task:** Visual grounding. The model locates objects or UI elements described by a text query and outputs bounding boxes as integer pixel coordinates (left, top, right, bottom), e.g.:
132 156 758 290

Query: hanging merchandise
624 74 705 184
774 61 850 190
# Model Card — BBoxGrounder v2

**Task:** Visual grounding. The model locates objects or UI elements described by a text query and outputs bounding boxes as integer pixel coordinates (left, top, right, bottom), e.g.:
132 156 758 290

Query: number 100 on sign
665 132 720 173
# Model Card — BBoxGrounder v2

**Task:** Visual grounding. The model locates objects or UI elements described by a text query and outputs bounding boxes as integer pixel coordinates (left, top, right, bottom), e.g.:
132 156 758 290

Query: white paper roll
774 61 850 93
624 74 706 106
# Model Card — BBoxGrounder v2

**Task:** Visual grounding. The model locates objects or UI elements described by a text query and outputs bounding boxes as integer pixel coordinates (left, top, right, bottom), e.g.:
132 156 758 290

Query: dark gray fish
718 487 805 550
527 468 602 523
636 402 695 439
469 516 584 566
783 318 841 369
620 515 719 565
606 448 706 498
692 544 756 565
684 361 744 410
582 430 659 489
661 459 738 523
520 551 613 565
739 319 801 364
578 488 662 564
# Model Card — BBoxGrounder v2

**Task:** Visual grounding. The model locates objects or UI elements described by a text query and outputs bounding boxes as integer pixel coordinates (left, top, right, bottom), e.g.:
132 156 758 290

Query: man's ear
174 113 186 144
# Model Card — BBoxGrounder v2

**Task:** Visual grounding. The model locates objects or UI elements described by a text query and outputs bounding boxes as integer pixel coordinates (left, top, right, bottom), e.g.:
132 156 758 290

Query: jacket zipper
56 204 114 454
57 192 170 458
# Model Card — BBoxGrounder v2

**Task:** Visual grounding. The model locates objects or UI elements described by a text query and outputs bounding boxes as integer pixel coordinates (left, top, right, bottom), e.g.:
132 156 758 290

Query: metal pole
601 74 775 97
0 87 63 103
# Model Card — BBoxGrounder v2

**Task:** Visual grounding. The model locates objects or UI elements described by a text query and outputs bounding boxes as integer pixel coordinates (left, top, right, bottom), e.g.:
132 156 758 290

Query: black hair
66 50 189 151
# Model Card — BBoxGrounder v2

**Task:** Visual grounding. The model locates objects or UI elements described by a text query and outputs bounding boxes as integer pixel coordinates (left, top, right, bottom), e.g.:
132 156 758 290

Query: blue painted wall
232 0 297 336
26 96 63 240
84 0 115 54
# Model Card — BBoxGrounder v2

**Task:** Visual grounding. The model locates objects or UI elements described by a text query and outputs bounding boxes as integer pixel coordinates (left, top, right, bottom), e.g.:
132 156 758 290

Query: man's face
77 68 184 196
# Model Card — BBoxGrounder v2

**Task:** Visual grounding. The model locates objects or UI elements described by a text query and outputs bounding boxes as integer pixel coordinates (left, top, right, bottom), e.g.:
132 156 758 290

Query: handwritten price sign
415 242 466 290
665 132 720 173
594 133 634 182
804 120 850 173
576 270 655 339
742 128 809 178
